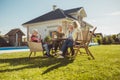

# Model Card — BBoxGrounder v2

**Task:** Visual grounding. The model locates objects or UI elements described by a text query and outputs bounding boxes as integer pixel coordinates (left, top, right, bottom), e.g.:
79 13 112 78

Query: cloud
84 19 97 25
91 20 97 23
106 11 120 16
84 18 96 22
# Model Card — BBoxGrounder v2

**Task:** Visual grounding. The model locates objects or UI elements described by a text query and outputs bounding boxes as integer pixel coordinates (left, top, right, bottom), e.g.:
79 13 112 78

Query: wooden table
51 38 66 53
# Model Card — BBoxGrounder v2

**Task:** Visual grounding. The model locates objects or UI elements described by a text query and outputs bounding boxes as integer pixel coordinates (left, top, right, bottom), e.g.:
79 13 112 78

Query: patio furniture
27 41 44 58
73 27 97 59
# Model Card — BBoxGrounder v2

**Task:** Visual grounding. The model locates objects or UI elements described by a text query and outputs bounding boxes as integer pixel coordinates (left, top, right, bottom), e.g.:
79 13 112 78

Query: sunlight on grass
0 45 120 80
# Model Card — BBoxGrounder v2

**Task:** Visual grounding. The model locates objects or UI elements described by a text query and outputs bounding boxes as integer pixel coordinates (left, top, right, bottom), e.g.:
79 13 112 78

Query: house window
47 25 58 37
49 31 57 37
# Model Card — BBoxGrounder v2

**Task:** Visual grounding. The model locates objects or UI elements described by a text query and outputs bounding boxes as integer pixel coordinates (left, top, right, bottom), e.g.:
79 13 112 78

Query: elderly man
52 26 65 53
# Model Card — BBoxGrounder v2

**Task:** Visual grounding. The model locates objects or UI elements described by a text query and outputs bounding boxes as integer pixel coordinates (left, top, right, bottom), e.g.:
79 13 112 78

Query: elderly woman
57 24 77 58
30 29 41 42
30 29 51 57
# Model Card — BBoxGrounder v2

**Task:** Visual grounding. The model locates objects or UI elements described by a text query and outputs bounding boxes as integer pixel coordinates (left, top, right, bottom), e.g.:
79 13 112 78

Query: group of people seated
30 22 80 58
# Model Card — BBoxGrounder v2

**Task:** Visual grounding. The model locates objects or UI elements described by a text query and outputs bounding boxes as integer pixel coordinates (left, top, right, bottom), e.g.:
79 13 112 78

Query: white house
22 7 94 41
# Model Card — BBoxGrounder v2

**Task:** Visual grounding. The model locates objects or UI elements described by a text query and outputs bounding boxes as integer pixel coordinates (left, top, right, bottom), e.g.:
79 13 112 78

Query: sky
0 0 120 36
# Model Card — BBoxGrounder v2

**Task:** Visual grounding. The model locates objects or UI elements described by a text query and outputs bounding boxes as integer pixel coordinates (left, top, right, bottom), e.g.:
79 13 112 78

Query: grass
0 45 120 80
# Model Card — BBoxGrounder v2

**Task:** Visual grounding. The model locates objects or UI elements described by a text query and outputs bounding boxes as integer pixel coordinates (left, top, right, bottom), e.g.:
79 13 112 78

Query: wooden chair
27 41 44 58
73 27 97 59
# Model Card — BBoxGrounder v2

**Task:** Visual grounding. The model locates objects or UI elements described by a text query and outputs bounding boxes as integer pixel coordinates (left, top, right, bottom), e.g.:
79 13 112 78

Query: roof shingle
6 28 25 36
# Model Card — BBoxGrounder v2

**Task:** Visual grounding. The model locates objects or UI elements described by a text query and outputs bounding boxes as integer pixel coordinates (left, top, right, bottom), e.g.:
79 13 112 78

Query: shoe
57 55 64 58
43 53 51 57
47 54 52 57
52 53 57 56
43 54 49 57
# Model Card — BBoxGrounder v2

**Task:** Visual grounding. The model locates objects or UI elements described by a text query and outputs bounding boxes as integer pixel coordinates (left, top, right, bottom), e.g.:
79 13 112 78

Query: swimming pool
0 46 29 50
0 46 29 54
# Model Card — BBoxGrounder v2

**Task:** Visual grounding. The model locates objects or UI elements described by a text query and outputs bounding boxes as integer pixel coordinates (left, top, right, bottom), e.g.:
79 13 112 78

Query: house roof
64 7 82 14
6 28 25 36
22 7 82 25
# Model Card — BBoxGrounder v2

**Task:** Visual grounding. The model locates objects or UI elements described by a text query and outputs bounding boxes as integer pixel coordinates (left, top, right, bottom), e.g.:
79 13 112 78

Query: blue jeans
43 44 51 55
61 39 73 56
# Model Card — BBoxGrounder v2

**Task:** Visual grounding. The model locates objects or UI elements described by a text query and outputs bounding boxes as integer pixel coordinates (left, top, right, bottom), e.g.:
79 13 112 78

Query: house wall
26 19 66 40
9 36 16 46
24 18 93 41
69 12 78 19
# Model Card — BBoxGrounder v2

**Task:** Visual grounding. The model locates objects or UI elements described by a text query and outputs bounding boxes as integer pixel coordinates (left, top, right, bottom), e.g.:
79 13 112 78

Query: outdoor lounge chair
27 41 44 58
73 27 97 59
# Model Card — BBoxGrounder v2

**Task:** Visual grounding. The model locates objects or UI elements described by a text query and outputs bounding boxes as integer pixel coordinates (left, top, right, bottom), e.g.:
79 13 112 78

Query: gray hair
32 29 38 33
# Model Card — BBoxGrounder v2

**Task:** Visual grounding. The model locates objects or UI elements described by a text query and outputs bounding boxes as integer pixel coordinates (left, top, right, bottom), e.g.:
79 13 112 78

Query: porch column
27 26 29 41
15 33 18 46
62 20 67 33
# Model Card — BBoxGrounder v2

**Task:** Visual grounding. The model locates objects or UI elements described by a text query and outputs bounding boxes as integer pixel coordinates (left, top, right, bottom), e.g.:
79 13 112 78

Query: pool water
0 46 29 50
0 46 29 54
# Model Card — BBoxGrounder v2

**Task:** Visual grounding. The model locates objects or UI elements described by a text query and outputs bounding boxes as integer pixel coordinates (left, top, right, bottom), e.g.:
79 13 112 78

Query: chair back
27 41 43 52
77 29 89 43
86 27 97 46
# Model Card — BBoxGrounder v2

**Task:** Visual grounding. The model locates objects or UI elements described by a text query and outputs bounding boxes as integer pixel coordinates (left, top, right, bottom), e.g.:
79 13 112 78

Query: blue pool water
0 46 29 50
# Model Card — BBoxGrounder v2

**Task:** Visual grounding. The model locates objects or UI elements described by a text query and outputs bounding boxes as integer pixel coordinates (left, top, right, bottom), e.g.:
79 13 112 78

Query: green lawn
0 45 120 80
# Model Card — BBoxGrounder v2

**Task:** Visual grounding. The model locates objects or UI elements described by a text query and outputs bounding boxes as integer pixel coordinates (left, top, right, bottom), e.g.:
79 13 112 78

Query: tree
0 36 8 47
95 34 103 44
111 34 117 41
